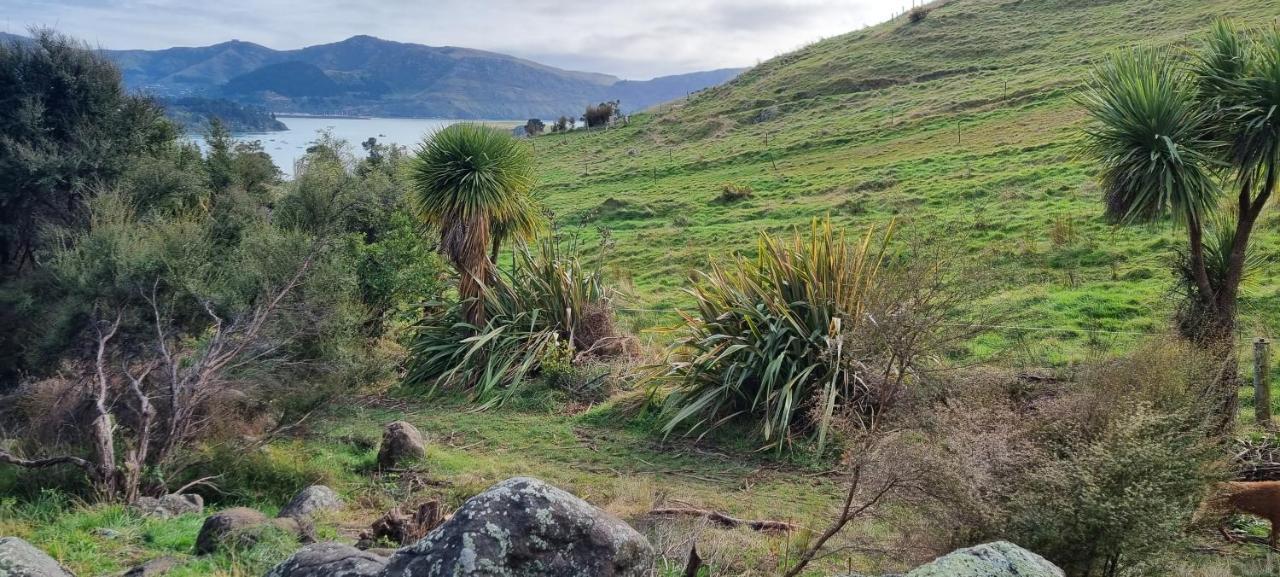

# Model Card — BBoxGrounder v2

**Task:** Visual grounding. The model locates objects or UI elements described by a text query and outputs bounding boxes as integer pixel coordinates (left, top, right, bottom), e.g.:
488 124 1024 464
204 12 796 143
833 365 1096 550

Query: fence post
1256 337 1272 429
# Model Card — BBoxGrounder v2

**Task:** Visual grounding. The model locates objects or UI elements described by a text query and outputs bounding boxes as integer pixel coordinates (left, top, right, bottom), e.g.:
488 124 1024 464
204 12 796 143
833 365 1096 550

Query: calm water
188 116 500 178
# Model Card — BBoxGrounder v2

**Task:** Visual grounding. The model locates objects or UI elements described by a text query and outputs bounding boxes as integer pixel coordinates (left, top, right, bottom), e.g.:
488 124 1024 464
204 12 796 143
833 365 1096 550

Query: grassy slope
529 0 1280 361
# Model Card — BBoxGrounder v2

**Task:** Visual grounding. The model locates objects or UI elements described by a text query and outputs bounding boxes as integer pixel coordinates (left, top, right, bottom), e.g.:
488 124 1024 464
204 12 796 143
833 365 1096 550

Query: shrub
908 6 929 23
893 340 1225 576
1008 405 1218 577
403 237 622 404
655 218 892 450
584 101 619 128
718 182 754 202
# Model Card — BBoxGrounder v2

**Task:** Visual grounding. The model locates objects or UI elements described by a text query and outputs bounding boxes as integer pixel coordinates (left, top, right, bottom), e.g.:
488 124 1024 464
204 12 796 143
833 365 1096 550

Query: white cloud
5 0 902 78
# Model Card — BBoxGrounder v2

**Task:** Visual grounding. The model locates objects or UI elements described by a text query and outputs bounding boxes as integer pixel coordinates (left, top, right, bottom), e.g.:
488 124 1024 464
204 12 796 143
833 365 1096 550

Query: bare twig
781 463 899 577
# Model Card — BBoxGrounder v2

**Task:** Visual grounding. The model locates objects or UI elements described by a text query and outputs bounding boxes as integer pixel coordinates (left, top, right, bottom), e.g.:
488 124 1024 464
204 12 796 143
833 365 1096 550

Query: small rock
906 541 1063 577
92 528 123 540
265 542 387 577
134 494 203 518
380 476 653 577
278 485 342 520
376 421 426 469
0 536 74 577
121 556 179 577
194 507 269 555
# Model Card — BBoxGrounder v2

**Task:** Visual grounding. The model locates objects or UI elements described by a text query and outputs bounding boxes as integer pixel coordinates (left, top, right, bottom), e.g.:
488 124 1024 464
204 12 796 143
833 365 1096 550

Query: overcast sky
5 0 904 79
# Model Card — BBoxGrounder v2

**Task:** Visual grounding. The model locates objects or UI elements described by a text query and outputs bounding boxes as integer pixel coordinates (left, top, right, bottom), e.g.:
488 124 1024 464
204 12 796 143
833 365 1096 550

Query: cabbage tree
409 123 539 327
1080 22 1280 428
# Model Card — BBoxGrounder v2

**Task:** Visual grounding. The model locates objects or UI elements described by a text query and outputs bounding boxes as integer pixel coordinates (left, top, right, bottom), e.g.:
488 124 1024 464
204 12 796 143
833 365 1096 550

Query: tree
1079 22 1280 430
584 102 617 128
0 29 172 281
524 118 545 137
408 123 539 327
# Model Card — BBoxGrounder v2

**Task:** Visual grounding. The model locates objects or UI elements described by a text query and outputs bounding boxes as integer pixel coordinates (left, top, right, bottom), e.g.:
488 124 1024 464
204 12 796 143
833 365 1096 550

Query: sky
4 0 905 79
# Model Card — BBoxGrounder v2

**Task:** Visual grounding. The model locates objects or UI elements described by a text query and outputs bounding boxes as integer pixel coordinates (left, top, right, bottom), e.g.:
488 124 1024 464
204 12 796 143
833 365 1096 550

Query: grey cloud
6 0 897 78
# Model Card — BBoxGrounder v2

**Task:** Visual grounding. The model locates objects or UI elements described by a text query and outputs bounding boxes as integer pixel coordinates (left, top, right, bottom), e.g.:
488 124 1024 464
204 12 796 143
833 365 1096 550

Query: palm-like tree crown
1078 47 1222 226
409 123 538 232
1228 26 1280 186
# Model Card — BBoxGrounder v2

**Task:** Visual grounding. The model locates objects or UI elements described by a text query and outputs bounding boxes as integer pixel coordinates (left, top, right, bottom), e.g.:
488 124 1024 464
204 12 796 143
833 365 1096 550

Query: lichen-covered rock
376 421 426 469
380 477 652 577
0 537 73 577
265 542 387 577
194 507 270 555
134 494 204 518
278 485 342 520
905 541 1062 577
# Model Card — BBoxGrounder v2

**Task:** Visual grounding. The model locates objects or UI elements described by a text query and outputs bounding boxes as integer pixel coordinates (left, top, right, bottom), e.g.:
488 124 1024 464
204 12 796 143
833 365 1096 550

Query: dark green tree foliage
0 29 173 280
280 131 446 335
524 118 545 136
583 101 619 128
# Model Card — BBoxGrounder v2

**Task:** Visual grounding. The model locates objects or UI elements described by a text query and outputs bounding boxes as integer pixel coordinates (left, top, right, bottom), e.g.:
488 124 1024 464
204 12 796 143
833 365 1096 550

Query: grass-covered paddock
526 0 1280 364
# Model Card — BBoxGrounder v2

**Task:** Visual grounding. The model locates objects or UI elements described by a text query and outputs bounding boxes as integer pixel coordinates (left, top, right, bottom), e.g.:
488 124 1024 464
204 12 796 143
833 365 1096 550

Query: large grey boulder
265 542 387 577
195 507 269 554
0 537 73 577
278 486 342 520
133 494 204 518
905 541 1062 577
380 477 652 577
194 507 305 555
376 421 426 469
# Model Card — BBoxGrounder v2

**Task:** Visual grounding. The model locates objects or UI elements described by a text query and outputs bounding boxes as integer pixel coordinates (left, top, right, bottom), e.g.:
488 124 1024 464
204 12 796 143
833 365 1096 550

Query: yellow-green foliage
657 218 891 450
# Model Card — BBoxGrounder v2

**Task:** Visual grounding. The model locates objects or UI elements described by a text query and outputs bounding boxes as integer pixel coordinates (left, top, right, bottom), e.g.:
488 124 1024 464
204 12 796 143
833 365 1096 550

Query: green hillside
529 0 1280 361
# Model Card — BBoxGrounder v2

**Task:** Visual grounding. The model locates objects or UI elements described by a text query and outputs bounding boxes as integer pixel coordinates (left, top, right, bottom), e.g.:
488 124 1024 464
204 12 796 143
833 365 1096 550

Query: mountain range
0 32 741 120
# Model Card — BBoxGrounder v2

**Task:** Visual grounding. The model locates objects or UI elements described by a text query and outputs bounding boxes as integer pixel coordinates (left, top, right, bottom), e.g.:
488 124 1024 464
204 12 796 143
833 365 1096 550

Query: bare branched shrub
878 340 1227 577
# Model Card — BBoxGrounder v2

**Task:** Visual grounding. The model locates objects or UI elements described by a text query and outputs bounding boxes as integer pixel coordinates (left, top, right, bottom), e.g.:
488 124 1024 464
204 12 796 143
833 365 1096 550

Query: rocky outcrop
380 476 652 577
376 421 426 469
0 537 73 577
904 541 1062 577
278 485 342 520
133 494 204 518
265 542 387 577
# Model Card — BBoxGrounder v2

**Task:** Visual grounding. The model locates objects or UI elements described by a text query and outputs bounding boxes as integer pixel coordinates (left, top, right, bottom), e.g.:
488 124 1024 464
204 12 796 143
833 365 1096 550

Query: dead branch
171 475 221 496
647 507 799 533
0 452 94 471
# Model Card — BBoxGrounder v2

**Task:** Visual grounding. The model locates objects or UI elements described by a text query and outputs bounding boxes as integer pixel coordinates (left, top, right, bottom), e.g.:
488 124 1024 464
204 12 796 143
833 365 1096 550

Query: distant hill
160 97 288 133
87 34 742 119
223 61 342 98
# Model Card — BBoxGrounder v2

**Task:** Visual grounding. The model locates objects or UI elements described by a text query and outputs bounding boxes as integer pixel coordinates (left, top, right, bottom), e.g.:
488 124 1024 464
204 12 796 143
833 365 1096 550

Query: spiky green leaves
409 122 541 239
1078 47 1221 226
658 218 892 452
1227 25 1280 188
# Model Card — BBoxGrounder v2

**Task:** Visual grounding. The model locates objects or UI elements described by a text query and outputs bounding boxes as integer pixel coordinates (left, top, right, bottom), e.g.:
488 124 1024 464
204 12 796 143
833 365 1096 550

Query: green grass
526 0 1280 363
1 396 877 576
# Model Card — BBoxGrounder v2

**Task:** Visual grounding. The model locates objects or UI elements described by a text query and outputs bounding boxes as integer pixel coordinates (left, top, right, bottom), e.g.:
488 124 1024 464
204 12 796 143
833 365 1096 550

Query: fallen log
647 507 798 533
